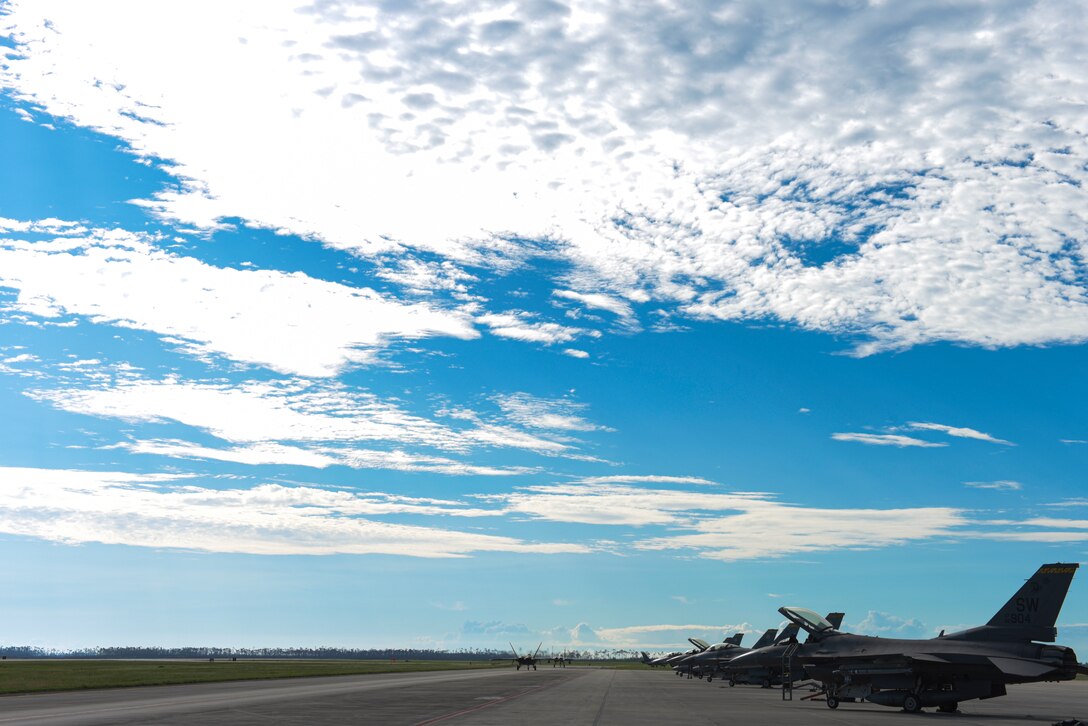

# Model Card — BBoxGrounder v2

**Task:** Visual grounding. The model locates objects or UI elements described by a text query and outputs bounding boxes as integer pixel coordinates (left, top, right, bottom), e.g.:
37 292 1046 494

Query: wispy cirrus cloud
26 371 598 474
574 475 718 487
493 392 607 432
964 480 1022 491
831 432 947 448
907 422 1014 446
0 466 585 558
487 482 1088 560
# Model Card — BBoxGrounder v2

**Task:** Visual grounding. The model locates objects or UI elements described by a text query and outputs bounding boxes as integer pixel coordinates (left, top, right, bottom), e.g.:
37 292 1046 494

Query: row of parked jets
639 562 1086 714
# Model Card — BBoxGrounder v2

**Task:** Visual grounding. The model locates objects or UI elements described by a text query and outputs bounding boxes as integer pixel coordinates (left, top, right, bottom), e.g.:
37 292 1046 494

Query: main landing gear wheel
760 678 771 689
902 694 923 714
937 702 958 714
826 696 839 709
728 678 736 687
706 676 713 683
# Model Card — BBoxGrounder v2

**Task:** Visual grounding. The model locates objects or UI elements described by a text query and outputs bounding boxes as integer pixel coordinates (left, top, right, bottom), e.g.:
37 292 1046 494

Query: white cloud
851 611 932 639
4 1 1086 354
1046 499 1088 508
562 348 590 359
553 289 636 321
964 480 1022 491
0 466 585 557
907 421 1014 446
831 432 947 448
477 311 592 345
0 225 477 376
575 475 718 486
493 392 605 432
119 438 533 477
29 373 576 457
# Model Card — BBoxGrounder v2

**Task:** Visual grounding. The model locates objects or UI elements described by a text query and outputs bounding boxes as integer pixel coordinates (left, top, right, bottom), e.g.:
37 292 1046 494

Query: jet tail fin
985 563 1079 641
751 628 778 649
774 622 800 643
825 612 845 630
725 632 743 646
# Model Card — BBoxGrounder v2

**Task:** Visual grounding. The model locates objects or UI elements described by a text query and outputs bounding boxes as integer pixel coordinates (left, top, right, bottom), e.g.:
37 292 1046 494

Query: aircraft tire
902 694 923 714
728 678 736 687
760 678 771 688
826 696 839 709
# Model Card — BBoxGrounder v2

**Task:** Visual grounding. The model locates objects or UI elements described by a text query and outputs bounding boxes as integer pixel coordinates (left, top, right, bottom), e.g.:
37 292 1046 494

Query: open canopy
778 606 834 634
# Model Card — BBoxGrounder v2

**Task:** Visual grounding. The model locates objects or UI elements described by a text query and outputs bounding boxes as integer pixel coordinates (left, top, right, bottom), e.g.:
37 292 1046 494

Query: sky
0 0 1086 655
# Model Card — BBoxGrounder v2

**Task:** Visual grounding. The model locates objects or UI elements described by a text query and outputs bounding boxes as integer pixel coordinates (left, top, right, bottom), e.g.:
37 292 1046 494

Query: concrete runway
1 668 1085 725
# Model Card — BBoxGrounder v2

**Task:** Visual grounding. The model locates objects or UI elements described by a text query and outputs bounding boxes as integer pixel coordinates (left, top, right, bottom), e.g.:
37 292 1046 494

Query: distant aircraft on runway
496 643 544 670
730 563 1086 714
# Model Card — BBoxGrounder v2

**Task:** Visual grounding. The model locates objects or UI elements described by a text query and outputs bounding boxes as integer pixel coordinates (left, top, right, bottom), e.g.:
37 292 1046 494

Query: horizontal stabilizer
988 656 1056 678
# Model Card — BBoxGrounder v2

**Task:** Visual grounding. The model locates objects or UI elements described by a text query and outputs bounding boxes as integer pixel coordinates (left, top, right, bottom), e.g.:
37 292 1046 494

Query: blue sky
1 0 1086 655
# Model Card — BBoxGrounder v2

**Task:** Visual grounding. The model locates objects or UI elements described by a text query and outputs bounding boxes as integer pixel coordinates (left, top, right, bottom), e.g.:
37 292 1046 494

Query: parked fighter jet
677 628 780 682
721 613 844 687
737 563 1085 713
655 637 712 671
674 633 746 678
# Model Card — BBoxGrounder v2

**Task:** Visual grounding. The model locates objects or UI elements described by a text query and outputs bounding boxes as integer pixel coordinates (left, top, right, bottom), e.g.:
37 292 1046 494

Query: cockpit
778 606 835 634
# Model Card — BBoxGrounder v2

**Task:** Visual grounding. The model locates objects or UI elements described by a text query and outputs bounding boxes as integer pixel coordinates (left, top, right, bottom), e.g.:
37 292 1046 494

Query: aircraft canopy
779 606 834 634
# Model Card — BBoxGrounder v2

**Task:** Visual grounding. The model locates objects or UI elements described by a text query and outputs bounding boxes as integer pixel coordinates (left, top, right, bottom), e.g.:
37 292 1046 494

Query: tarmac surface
0 667 1085 725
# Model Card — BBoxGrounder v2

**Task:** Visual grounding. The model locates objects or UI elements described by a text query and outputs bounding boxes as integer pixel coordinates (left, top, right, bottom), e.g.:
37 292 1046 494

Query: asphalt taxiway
1 668 1085 725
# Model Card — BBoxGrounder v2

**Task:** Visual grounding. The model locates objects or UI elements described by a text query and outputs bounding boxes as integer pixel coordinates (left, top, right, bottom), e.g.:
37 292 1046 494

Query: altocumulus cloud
2 1 1086 355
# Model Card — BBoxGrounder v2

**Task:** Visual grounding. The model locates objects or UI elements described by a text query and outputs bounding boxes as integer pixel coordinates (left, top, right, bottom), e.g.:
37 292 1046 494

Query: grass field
0 659 512 695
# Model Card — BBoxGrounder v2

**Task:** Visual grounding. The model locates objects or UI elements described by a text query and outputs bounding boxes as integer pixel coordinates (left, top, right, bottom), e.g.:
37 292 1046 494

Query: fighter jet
735 563 1085 713
676 628 780 682
653 637 714 673
720 613 844 687
674 633 746 679
497 642 544 670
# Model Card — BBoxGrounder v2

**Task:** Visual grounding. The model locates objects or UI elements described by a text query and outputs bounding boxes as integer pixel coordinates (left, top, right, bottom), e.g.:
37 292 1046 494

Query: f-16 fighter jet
653 637 712 671
676 628 779 681
674 633 747 678
720 613 844 687
733 564 1085 713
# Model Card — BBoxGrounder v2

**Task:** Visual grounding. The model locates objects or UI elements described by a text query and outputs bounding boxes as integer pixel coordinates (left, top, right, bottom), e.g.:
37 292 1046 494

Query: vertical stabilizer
725 632 744 646
826 612 845 630
751 628 778 649
986 563 1078 640
774 622 800 643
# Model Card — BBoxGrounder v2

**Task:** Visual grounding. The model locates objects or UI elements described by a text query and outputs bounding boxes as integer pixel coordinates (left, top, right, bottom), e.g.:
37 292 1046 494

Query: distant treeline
0 645 645 660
